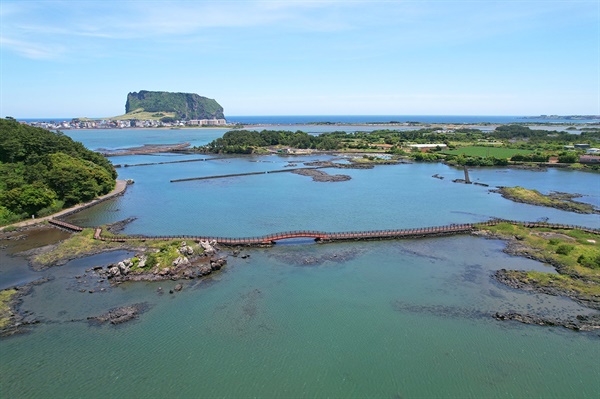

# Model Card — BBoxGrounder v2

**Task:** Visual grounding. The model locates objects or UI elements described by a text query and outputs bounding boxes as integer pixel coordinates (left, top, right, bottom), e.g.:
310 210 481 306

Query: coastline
0 180 129 233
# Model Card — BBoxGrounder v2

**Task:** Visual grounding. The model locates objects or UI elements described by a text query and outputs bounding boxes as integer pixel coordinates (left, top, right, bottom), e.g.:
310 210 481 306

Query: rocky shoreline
0 278 51 337
472 227 600 332
493 311 600 332
491 186 599 214
494 268 600 310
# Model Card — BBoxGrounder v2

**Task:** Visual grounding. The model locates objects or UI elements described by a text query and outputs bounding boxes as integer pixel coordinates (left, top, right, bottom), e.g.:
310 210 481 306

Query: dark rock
493 311 600 333
88 303 149 325
292 168 351 182
210 258 227 270
199 265 212 275
174 283 183 292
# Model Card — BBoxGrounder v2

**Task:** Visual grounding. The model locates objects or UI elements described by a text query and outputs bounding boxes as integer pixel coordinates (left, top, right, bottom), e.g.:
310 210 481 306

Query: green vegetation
144 241 193 270
32 228 201 271
353 155 395 164
201 130 340 153
496 186 598 214
32 228 122 266
109 109 178 121
0 288 17 329
481 223 600 304
199 125 600 169
124 90 224 120
0 118 116 225
442 146 532 158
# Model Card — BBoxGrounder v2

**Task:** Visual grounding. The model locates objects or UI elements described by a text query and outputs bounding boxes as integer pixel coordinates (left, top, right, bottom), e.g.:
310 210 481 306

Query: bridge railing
89 220 600 244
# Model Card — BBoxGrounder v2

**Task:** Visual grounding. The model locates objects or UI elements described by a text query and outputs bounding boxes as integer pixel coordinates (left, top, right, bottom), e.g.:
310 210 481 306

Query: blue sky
1 0 598 117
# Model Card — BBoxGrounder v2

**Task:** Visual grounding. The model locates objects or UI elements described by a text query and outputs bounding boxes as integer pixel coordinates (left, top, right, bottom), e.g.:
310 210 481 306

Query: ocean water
1 239 599 398
65 153 600 235
22 115 600 124
1 128 600 398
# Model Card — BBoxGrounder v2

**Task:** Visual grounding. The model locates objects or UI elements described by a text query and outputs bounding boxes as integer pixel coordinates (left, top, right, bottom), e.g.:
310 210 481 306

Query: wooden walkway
81 220 599 246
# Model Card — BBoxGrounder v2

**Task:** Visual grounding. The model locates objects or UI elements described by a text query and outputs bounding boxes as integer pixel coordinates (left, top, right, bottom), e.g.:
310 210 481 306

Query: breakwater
170 167 326 182
81 220 599 246
114 157 230 168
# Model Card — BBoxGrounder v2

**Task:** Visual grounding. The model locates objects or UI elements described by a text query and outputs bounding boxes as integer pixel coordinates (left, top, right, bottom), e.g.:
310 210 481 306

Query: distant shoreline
18 120 600 132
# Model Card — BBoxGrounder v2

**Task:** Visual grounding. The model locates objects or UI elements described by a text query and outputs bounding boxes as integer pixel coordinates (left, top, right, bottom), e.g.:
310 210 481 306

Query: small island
493 186 599 214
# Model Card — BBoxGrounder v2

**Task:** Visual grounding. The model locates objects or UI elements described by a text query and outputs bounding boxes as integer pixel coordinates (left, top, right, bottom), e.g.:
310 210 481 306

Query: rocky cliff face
125 90 224 120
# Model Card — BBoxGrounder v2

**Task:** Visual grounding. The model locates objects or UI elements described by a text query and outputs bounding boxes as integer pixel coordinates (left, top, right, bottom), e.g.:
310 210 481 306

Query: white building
187 119 227 126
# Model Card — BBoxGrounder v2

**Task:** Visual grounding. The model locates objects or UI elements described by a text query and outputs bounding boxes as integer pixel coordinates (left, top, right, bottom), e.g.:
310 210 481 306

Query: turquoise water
66 153 600 235
2 239 599 398
2 129 600 398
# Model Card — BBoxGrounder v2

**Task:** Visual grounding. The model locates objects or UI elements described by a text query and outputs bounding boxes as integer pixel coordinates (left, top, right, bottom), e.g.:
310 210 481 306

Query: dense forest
0 118 116 225
201 130 340 153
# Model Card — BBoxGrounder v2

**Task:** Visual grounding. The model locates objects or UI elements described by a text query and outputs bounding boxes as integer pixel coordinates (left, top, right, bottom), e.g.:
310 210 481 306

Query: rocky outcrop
494 311 600 333
97 241 226 283
0 278 51 337
292 168 351 182
494 269 600 310
88 303 150 325
199 240 217 256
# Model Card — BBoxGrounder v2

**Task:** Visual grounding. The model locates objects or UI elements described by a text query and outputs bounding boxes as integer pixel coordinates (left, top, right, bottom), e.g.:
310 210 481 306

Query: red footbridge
47 218 599 246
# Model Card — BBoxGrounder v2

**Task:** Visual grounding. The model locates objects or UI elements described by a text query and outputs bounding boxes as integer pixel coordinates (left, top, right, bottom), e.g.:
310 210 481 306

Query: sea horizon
16 114 600 125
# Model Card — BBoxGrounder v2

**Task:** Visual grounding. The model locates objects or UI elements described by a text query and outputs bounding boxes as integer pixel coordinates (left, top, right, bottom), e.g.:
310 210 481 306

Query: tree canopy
0 118 116 225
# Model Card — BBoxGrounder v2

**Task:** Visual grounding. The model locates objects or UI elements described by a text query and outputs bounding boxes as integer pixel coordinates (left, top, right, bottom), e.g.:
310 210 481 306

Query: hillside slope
125 90 224 120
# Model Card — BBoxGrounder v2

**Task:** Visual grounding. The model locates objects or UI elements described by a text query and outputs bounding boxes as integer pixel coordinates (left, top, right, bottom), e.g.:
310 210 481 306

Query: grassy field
442 146 533 158
108 109 178 121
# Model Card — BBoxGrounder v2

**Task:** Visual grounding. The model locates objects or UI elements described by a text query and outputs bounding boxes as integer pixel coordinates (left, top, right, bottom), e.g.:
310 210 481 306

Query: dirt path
0 180 128 232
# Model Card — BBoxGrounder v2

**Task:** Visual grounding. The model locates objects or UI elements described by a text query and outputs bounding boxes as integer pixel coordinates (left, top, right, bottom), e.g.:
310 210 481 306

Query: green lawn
442 146 533 158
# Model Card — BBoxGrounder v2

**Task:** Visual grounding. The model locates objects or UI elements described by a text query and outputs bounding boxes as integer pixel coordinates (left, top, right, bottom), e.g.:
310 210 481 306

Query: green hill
0 118 116 225
124 90 224 120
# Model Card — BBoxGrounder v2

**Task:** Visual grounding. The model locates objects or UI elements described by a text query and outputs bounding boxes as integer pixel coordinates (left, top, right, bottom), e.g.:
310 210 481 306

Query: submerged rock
88 303 150 325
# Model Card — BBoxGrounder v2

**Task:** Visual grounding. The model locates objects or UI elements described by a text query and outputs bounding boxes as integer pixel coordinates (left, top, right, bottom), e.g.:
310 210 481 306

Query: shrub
556 244 574 255
577 254 600 269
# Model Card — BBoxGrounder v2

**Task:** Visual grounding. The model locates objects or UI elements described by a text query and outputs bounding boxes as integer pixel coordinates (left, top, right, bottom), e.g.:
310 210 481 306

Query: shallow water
2 129 599 398
66 154 599 236
1 238 598 398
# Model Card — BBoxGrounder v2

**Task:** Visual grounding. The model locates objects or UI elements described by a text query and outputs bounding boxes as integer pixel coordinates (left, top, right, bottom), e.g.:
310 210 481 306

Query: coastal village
24 118 228 130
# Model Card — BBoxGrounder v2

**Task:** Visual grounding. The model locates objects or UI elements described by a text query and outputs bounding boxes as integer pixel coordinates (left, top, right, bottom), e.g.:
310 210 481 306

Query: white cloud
0 36 65 60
